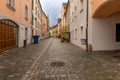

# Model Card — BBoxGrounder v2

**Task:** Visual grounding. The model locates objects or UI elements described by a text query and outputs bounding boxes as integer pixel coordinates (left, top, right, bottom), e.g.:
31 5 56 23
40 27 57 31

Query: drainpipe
86 0 89 51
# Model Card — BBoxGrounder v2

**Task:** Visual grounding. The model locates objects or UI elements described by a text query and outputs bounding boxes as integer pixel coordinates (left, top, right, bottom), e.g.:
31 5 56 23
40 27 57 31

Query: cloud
40 0 68 27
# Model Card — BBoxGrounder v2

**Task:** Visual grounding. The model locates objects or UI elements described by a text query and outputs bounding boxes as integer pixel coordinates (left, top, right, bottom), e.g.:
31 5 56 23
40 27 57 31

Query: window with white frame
80 0 84 12
32 0 34 10
25 5 28 20
75 29 77 40
73 30 74 40
80 26 83 38
7 0 15 11
8 0 14 8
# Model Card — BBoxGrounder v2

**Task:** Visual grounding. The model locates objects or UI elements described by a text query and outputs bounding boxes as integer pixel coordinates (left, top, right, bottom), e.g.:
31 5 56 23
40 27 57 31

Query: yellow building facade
52 25 58 38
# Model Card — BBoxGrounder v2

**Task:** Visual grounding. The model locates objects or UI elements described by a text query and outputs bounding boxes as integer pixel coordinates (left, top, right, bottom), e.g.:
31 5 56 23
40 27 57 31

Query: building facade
61 3 67 28
68 0 120 51
69 0 87 50
88 0 120 51
49 27 53 37
41 10 49 39
0 0 32 52
31 0 42 40
57 18 62 38
52 25 58 38
64 1 70 41
61 3 67 39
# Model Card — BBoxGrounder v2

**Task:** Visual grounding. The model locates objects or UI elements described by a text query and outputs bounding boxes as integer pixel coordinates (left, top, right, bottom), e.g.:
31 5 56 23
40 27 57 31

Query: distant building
52 25 58 38
61 3 68 39
61 3 67 28
49 27 53 37
64 0 70 41
41 10 49 39
31 0 42 40
57 18 62 38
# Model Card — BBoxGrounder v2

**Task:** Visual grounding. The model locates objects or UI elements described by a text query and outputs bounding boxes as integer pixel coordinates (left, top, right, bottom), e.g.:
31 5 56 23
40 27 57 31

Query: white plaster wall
92 13 120 51
18 25 25 47
27 27 32 44
69 0 87 50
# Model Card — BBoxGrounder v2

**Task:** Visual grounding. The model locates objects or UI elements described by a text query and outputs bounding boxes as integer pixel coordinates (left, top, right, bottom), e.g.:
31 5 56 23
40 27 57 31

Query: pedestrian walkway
30 38 120 80
1 38 120 80
0 38 53 80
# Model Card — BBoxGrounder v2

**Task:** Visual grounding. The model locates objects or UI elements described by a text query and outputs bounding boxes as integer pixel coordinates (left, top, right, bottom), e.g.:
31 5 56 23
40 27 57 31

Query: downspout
86 0 89 51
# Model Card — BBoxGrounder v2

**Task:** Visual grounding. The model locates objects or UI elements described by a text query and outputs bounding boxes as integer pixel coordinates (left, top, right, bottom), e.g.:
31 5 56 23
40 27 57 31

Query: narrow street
0 38 53 80
1 38 120 80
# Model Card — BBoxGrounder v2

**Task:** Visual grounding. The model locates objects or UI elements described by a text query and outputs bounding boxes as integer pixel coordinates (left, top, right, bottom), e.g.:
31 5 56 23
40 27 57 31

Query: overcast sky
40 0 68 27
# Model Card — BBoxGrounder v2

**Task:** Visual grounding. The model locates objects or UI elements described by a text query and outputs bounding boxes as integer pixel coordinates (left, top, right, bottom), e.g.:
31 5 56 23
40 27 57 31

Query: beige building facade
31 0 42 40
41 10 49 39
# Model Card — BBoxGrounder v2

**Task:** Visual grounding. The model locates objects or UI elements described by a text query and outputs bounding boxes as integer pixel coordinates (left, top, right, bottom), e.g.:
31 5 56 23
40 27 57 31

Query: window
116 24 120 42
32 14 34 25
75 29 77 40
36 0 38 4
80 26 83 38
25 5 28 20
32 0 34 10
8 0 14 8
75 6 76 11
73 30 75 40
7 0 15 11
36 7 37 15
80 0 84 12
35 18 37 28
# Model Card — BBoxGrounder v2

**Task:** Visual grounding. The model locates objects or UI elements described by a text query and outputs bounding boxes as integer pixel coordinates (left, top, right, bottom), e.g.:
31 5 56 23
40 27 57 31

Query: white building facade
31 0 42 40
69 0 87 50
69 0 120 51
88 0 120 51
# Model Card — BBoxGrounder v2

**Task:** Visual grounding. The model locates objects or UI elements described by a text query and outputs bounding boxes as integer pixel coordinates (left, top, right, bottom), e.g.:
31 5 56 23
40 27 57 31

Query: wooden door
0 19 18 52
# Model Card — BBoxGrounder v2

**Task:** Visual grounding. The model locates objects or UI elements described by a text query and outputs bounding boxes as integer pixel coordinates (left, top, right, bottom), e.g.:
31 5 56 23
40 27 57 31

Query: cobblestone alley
1 38 120 80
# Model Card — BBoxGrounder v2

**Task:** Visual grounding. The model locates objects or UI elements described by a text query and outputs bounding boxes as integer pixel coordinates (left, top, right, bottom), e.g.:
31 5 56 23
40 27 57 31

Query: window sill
7 4 16 12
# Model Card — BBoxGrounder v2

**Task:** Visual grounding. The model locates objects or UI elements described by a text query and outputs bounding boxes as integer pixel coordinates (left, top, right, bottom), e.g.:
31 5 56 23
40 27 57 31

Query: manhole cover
50 61 65 67
113 55 120 58
31 77 38 80
42 79 52 80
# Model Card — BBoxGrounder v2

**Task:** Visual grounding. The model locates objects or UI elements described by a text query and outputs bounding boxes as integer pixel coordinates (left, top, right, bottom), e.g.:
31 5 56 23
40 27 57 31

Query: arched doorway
0 19 18 52
92 0 120 18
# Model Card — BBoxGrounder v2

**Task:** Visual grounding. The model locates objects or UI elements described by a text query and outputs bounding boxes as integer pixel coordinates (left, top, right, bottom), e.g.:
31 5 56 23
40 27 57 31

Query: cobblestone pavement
30 38 120 80
0 38 53 80
1 38 120 80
